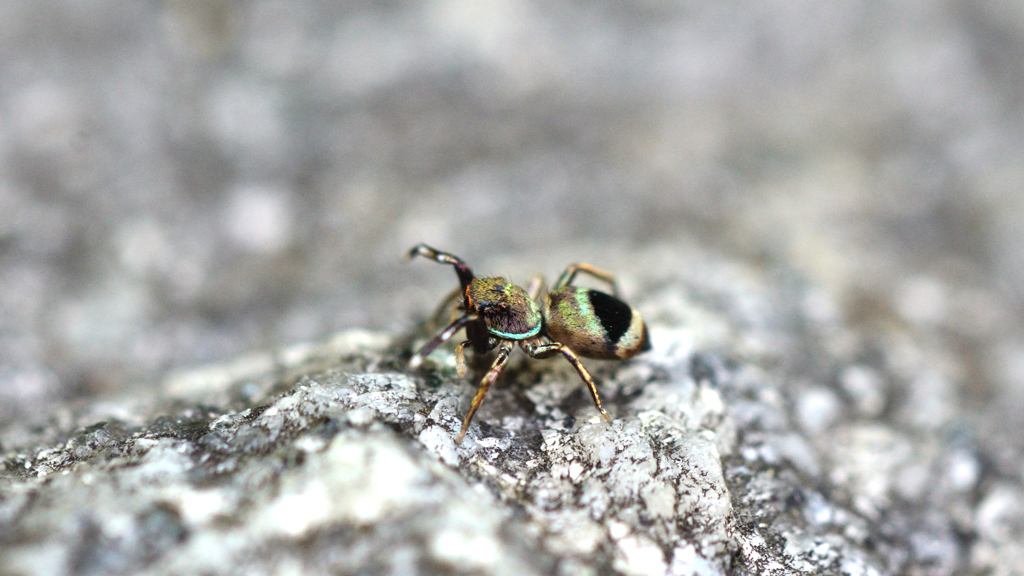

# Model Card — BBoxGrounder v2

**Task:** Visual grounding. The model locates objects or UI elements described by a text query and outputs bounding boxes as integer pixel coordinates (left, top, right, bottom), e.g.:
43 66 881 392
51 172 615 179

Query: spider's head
466 277 542 340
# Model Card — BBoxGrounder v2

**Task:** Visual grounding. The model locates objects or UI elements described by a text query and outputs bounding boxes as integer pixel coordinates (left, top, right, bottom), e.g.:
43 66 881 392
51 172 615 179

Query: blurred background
1 0 1024 434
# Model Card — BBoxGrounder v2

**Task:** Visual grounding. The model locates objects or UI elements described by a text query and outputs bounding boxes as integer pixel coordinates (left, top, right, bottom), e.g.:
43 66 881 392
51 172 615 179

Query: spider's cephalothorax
407 243 651 443
466 277 542 343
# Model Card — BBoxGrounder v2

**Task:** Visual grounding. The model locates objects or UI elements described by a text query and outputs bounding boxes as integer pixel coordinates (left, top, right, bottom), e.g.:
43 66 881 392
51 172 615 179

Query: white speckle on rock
130 439 194 485
418 425 459 466
696 386 725 423
795 386 841 435
669 543 725 576
568 461 585 482
347 407 376 426
894 460 931 502
840 553 883 576
130 437 159 456
430 529 499 571
641 480 677 519
902 369 957 430
576 422 619 467
5 543 70 576
258 432 432 537
545 510 604 555
608 520 631 541
828 425 914 518
176 488 231 526
976 485 1024 542
615 535 667 576
803 491 835 527
262 480 331 536
770 432 821 477
334 437 425 524
946 449 980 491
840 365 886 417
293 434 328 454
674 434 731 522
973 485 1024 573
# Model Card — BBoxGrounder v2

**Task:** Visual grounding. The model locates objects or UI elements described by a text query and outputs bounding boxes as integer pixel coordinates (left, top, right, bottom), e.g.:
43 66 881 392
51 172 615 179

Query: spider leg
554 263 619 296
524 274 546 302
407 244 475 289
521 339 561 359
410 314 479 369
454 340 471 377
429 286 464 329
457 340 514 443
521 340 612 422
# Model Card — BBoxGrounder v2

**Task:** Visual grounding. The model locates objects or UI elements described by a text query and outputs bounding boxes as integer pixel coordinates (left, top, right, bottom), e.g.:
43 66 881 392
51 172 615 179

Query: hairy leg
554 263 619 296
521 340 612 422
410 314 478 369
407 244 475 289
457 340 514 443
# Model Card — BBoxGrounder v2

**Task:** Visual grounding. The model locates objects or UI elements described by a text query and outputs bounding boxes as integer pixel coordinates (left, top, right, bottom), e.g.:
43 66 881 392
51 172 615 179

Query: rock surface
2 1 1024 575
3 244 1020 575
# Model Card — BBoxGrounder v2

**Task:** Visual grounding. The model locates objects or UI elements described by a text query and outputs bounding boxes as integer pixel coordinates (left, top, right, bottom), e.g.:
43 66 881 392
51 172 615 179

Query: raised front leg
521 340 612 422
554 263 619 296
457 340 514 443
407 244 475 289
410 314 479 369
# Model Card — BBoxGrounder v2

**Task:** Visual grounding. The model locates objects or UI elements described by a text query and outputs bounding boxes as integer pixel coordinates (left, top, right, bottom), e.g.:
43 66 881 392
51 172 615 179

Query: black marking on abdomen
587 290 632 344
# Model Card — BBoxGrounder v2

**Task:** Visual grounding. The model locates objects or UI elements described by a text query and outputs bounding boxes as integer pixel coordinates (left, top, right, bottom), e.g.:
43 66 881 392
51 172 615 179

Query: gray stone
1 4 1024 574
3 243 1020 575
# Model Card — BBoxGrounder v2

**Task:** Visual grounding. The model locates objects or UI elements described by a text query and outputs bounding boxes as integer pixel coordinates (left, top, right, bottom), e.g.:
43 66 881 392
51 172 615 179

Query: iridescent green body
544 286 650 359
406 244 651 444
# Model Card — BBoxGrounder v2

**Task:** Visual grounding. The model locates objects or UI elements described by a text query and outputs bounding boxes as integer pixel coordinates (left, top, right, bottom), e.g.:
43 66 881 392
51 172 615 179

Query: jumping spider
407 244 651 443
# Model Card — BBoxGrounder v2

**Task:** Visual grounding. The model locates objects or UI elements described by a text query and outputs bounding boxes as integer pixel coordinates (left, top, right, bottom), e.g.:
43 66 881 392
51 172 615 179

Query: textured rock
1 4 1024 574
3 244 1019 575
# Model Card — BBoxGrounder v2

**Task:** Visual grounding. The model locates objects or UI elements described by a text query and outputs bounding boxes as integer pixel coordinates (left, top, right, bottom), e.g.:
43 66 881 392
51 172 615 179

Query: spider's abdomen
543 287 650 359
